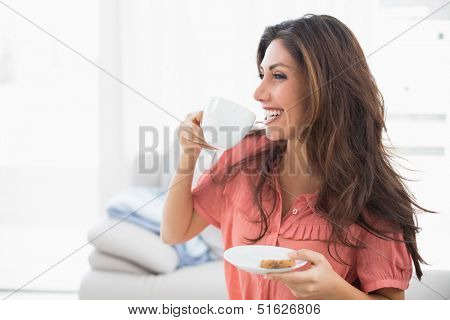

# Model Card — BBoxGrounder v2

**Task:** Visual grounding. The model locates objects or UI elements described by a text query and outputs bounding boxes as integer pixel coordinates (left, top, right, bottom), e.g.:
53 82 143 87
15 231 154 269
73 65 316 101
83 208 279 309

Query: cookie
260 259 296 269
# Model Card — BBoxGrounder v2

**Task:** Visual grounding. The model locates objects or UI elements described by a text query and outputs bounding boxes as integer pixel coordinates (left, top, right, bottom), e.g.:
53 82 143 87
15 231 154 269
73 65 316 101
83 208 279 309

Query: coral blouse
191 134 412 300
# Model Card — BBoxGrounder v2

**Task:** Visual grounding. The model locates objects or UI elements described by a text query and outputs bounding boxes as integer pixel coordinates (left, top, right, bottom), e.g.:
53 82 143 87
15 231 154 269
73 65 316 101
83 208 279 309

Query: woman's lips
262 106 284 111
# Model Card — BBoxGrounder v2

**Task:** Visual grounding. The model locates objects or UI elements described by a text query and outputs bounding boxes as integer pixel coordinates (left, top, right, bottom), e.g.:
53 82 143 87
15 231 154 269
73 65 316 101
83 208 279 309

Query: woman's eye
274 73 286 79
258 73 286 80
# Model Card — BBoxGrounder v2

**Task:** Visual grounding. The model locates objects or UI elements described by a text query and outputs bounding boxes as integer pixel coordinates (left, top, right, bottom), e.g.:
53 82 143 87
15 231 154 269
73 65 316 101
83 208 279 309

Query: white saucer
223 245 307 275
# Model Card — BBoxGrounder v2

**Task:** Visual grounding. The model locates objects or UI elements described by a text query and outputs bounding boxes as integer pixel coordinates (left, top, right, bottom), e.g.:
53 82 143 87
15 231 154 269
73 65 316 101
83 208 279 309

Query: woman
161 14 431 300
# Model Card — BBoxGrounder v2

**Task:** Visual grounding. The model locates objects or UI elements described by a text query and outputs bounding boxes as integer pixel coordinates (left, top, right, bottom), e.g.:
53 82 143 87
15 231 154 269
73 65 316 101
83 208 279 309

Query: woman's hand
177 110 218 155
264 249 344 300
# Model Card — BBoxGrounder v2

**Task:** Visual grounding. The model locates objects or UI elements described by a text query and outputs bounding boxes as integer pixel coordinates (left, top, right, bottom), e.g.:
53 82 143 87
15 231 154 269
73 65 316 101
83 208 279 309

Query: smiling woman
185 13 435 300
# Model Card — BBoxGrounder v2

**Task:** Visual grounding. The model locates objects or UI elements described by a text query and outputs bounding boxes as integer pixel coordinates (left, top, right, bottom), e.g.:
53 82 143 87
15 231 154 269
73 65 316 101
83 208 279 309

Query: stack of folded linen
87 186 223 275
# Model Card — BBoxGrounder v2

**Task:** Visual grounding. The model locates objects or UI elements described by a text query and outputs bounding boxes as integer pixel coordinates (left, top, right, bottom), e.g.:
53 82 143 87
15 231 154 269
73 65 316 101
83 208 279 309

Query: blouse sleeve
355 226 413 294
191 149 231 229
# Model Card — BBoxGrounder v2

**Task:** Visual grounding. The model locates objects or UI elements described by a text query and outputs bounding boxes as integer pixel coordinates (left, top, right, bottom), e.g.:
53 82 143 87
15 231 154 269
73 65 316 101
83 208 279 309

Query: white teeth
265 109 283 119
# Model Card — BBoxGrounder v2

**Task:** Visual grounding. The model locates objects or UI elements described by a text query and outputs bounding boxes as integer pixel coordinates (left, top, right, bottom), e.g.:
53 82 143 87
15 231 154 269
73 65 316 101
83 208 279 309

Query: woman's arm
333 275 405 300
160 151 199 244
160 110 211 244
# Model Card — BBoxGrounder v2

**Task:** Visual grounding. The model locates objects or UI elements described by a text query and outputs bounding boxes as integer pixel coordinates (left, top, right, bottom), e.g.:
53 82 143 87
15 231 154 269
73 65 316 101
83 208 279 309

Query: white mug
201 97 256 150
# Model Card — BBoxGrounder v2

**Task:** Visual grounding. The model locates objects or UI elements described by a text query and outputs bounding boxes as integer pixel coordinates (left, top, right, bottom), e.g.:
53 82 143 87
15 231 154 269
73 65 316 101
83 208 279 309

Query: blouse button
292 208 299 215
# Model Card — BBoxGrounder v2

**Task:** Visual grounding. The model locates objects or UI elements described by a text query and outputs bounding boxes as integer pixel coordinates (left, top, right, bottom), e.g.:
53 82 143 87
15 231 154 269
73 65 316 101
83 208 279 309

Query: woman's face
253 39 308 142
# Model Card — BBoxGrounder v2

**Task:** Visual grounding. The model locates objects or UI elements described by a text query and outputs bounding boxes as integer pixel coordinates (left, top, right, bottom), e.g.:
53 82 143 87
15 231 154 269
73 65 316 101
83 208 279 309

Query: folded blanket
105 186 219 268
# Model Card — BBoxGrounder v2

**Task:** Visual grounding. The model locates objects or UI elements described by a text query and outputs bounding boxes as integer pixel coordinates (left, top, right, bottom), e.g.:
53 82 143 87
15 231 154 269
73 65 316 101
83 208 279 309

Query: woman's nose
253 81 269 102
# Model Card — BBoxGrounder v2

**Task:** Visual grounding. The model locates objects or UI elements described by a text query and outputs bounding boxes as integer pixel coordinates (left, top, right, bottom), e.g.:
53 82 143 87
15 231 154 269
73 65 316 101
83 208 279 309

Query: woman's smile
263 106 285 124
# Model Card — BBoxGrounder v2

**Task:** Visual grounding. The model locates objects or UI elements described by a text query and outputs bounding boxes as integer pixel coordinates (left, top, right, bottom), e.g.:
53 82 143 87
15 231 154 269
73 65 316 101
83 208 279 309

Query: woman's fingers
194 110 203 125
264 268 317 284
288 249 326 266
179 122 204 142
178 110 218 152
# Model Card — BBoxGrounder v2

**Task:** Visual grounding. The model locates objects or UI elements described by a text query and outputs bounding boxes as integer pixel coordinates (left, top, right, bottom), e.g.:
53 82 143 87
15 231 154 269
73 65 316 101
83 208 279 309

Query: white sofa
79 146 228 299
78 147 450 300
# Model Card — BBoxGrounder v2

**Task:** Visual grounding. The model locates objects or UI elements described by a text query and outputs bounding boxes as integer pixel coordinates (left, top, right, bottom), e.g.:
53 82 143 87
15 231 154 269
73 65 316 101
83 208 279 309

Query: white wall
0 0 100 291
0 0 100 227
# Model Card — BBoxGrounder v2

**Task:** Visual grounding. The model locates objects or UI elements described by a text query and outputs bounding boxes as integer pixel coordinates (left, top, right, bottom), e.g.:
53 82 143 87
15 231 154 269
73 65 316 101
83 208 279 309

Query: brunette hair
210 14 433 280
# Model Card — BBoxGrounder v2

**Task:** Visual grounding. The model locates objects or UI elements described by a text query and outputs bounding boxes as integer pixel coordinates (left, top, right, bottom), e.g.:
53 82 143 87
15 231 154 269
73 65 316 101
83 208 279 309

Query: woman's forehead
260 40 298 71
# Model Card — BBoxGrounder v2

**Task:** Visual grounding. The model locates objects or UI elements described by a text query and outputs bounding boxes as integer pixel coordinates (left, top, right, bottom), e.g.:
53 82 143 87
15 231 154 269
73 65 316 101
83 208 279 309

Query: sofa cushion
88 217 178 274
79 260 227 300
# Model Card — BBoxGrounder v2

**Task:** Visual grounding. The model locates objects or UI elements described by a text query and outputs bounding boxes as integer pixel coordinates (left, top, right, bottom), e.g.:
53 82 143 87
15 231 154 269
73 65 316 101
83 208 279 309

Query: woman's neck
278 138 321 194
280 138 311 177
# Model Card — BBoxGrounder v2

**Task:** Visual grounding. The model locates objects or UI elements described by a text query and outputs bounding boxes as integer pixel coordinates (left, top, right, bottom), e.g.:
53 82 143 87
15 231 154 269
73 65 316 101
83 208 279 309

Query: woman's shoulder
347 208 404 245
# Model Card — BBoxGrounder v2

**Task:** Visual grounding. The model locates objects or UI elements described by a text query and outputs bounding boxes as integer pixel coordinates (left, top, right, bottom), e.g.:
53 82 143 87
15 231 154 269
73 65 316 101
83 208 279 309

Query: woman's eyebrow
259 62 290 71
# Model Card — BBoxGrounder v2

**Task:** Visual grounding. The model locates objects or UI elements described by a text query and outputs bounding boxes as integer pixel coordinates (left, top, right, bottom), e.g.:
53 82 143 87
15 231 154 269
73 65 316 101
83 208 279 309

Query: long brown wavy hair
210 14 433 280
